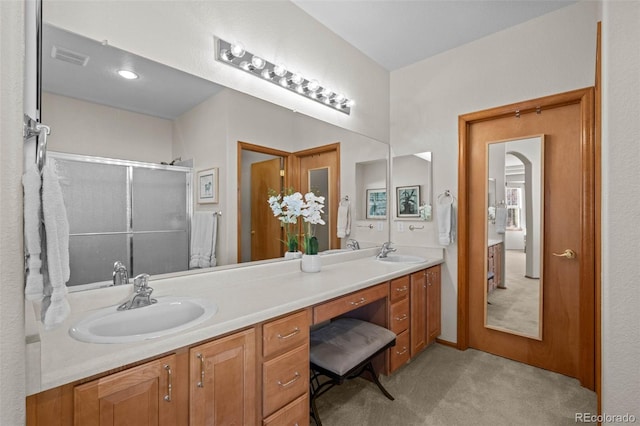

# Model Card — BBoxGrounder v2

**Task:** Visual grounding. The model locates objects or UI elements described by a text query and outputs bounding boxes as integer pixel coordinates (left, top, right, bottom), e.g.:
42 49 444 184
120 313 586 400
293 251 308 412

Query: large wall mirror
485 136 544 339
41 21 390 291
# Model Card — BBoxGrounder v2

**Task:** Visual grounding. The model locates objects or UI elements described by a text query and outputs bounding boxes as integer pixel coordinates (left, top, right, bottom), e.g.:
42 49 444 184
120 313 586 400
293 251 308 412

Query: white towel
41 159 71 330
23 164 44 300
495 205 507 234
336 199 351 238
437 194 455 246
190 212 217 268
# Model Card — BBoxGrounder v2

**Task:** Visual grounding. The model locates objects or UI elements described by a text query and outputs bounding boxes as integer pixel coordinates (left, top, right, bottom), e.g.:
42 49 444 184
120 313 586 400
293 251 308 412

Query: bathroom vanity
25 248 443 425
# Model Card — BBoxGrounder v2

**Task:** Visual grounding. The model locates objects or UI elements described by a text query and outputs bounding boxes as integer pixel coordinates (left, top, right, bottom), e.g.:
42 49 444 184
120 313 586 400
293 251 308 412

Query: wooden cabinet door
410 269 427 357
74 354 177 426
427 265 442 344
189 328 256 426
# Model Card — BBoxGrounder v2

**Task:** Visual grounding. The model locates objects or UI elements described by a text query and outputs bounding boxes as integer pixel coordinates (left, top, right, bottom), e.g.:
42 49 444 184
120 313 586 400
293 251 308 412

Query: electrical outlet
397 222 404 232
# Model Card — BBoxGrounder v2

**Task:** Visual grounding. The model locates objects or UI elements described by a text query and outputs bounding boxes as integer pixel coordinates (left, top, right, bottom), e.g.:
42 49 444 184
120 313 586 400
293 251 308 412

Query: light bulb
239 61 251 71
230 43 245 58
251 56 266 70
261 68 273 79
279 77 289 87
296 85 305 94
273 64 287 77
334 94 346 103
291 72 304 85
220 49 233 62
346 99 355 108
118 69 139 80
306 79 320 92
321 87 333 99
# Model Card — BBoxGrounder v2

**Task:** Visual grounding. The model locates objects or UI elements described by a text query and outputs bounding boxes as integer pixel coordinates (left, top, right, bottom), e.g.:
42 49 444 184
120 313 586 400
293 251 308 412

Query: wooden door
189 329 256 425
295 144 340 251
459 89 595 389
74 355 177 426
251 158 283 261
410 269 427 357
427 265 441 344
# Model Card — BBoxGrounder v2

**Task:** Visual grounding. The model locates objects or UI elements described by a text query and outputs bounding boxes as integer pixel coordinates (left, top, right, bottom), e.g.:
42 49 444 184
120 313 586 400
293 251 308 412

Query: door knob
552 249 576 259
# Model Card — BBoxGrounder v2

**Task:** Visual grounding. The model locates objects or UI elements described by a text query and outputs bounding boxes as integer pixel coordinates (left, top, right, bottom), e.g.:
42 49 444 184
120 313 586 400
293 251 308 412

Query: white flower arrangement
268 190 325 254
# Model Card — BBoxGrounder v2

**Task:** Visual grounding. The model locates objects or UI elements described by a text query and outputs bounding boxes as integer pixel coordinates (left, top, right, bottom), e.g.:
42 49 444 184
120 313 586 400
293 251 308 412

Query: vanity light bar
215 38 354 115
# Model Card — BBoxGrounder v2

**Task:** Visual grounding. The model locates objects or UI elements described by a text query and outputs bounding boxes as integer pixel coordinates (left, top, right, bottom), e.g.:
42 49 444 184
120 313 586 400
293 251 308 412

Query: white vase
301 254 321 273
284 251 302 260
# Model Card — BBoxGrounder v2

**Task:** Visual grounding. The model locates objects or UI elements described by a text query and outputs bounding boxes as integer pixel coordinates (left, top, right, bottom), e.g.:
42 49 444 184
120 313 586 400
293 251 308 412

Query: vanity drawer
388 330 410 373
389 298 410 334
263 394 309 426
263 344 309 417
390 275 410 303
313 283 388 324
263 310 310 358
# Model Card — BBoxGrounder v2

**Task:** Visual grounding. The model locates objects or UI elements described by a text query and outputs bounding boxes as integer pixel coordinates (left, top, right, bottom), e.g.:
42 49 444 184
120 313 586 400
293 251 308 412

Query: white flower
302 192 325 225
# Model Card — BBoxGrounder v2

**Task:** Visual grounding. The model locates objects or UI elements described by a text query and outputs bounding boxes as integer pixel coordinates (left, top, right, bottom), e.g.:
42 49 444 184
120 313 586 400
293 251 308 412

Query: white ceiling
292 0 576 70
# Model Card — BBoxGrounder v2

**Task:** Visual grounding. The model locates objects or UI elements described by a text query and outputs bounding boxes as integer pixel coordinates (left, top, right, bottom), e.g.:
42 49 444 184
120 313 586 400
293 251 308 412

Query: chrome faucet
376 242 397 259
346 239 360 250
112 261 129 286
117 274 157 311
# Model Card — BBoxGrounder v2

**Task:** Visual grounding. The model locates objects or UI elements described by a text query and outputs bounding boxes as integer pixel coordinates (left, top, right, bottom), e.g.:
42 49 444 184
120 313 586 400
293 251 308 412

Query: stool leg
364 362 394 401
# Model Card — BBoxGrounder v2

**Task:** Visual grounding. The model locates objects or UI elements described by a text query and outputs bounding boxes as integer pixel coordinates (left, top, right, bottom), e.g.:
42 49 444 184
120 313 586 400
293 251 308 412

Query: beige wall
390 0 600 343
43 92 174 162
0 1 26 424
601 0 640 416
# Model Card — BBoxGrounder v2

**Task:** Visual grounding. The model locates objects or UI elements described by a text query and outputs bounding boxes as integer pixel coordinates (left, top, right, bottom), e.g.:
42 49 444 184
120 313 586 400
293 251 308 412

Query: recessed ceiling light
117 69 139 80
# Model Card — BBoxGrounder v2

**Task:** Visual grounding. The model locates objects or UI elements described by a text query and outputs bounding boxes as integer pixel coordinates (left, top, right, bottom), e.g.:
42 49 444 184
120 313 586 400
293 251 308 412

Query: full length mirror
485 136 544 339
41 22 390 291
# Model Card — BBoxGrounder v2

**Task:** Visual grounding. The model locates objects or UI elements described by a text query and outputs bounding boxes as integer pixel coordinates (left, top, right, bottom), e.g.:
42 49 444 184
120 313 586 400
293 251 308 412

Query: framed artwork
366 189 387 219
197 168 218 204
396 185 420 217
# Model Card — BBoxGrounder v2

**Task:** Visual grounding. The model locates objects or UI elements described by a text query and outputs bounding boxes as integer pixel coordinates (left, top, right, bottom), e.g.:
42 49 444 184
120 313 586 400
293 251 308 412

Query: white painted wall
0 1 26 424
43 0 390 143
43 92 174 162
601 0 640 418
390 1 600 343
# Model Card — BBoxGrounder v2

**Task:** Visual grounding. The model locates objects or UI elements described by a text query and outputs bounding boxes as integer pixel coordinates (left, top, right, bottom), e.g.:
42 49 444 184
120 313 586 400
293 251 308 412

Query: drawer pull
396 347 408 355
350 297 367 306
277 327 300 340
395 286 408 293
163 364 172 402
395 314 408 321
196 353 205 388
277 371 301 387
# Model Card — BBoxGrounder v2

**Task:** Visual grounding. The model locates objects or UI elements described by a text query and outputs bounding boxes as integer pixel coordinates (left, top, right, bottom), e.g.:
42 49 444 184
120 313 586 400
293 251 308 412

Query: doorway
457 88 596 390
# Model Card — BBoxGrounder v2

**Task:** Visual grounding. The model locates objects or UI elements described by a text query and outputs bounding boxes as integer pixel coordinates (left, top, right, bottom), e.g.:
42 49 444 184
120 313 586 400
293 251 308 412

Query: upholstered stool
309 318 396 425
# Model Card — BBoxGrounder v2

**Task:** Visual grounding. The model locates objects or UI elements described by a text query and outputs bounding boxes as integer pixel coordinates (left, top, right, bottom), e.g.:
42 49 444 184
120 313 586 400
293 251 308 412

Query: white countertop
25 247 443 395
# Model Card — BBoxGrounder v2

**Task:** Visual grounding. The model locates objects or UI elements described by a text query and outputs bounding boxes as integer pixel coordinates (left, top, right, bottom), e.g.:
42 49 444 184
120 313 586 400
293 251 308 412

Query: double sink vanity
25 246 443 425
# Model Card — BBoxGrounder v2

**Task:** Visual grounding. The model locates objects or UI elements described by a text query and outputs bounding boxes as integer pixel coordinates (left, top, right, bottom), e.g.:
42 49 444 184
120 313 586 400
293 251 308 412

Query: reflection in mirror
41 22 390 291
391 152 433 221
356 160 387 221
486 136 544 339
309 168 330 252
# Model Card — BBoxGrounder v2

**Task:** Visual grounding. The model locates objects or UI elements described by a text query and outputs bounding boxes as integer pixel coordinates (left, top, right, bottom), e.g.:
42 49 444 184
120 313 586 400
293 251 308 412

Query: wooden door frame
293 142 341 251
456 87 598 390
237 141 293 263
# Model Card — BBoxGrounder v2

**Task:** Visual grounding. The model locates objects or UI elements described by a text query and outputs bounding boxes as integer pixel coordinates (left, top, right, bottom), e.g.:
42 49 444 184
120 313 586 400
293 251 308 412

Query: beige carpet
315 344 596 425
487 250 540 337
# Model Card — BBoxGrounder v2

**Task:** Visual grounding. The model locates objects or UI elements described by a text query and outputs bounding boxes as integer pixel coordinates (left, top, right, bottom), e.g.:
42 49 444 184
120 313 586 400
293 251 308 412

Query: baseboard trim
435 338 458 349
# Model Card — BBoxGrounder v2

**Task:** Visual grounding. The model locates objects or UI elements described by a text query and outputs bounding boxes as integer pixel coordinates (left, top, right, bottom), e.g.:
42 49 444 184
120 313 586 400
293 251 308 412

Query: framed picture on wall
396 185 420 217
197 168 218 204
366 189 387 219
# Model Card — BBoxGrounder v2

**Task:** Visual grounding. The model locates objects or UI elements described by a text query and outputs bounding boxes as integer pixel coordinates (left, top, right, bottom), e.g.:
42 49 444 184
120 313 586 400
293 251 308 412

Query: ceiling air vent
51 45 90 67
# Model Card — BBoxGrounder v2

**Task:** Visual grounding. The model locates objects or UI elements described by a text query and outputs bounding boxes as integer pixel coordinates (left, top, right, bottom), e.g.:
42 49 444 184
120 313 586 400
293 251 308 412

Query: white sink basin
377 254 427 264
69 297 218 344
